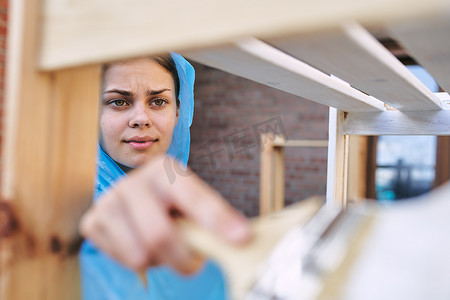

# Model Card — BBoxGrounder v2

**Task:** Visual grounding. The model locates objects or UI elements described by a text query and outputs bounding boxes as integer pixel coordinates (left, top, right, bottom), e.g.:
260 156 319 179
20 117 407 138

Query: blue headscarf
167 52 195 166
80 53 228 300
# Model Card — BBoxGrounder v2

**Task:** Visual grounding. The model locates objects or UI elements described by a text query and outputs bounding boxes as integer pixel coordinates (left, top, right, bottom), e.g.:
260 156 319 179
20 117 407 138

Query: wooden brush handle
178 197 324 300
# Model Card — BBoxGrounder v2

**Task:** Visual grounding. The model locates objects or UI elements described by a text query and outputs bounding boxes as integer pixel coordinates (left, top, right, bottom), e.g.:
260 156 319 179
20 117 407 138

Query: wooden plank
316 184 450 300
273 140 328 148
435 137 450 187
347 136 368 203
343 110 450 135
259 133 276 216
259 134 286 216
326 109 338 205
388 18 450 94
365 137 379 199
184 38 385 112
436 92 450 109
273 146 285 212
39 0 450 70
0 0 100 299
268 22 441 110
326 108 349 207
335 110 349 207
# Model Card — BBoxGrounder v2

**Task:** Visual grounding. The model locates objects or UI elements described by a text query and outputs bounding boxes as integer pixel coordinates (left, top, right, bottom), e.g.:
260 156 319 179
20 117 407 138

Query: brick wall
188 63 329 217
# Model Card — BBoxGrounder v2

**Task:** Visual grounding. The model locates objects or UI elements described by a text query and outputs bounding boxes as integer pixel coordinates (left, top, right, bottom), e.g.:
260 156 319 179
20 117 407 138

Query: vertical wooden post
259 134 285 216
0 0 100 299
273 141 285 212
326 108 349 207
435 136 450 187
365 136 378 199
347 135 368 203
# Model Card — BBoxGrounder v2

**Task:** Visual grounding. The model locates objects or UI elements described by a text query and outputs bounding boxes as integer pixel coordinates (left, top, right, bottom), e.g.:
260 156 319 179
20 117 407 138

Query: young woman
79 53 251 299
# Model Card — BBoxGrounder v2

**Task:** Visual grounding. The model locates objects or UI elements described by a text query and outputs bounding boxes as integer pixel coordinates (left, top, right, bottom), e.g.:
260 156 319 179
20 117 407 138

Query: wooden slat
39 0 450 70
273 147 285 213
343 110 450 135
268 22 441 110
318 183 450 300
260 134 276 216
435 137 450 187
347 136 368 203
184 38 385 112
388 18 450 94
326 109 338 205
326 108 349 207
0 0 100 299
273 140 328 148
259 134 285 216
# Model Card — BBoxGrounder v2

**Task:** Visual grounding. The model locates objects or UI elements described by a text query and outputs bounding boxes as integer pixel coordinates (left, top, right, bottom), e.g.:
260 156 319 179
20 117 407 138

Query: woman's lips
123 136 157 150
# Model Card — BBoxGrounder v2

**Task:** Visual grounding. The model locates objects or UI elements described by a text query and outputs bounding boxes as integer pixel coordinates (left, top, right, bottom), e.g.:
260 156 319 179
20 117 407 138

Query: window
374 65 439 201
376 135 436 201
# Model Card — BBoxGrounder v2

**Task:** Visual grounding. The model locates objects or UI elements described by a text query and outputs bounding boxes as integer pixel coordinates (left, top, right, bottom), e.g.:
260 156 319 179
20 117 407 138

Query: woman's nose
129 104 152 128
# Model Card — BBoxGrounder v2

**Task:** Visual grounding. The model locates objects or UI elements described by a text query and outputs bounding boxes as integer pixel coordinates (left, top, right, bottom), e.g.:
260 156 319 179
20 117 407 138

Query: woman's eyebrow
146 88 171 96
104 89 134 96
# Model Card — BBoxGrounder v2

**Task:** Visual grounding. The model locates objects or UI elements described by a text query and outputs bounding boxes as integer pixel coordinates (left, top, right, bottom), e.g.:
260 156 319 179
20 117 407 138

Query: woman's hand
79 156 251 274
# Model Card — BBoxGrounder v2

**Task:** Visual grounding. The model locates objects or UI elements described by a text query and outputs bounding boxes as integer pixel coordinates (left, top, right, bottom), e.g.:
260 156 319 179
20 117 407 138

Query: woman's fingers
112 174 201 273
80 178 198 272
137 156 252 245
80 195 149 269
80 155 251 273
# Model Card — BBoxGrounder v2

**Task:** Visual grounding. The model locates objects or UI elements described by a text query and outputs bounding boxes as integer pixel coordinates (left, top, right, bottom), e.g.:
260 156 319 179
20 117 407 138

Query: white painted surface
184 38 385 112
343 110 450 135
326 108 337 206
389 18 450 94
269 22 441 110
343 183 450 300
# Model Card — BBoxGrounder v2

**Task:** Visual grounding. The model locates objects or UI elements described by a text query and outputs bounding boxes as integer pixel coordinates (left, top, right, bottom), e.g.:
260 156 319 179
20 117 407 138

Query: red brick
0 0 8 10
189 62 328 216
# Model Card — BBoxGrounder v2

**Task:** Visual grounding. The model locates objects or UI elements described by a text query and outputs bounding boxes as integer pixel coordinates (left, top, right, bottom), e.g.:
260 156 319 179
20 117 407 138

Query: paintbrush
177 196 325 299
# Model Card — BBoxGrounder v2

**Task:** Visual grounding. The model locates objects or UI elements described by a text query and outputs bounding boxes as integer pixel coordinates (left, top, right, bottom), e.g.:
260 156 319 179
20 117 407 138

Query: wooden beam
259 134 285 216
327 108 349 207
347 136 369 203
388 18 450 94
0 0 100 299
184 38 385 112
365 136 379 199
273 147 285 213
435 136 450 187
39 0 450 70
273 140 328 148
268 22 441 110
343 110 450 135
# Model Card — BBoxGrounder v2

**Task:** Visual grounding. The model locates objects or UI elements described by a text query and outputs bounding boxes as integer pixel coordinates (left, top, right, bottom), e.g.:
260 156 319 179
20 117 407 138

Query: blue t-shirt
79 147 228 300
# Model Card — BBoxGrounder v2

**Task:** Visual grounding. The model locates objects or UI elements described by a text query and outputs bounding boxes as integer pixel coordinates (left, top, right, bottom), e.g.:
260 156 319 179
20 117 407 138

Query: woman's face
100 58 179 169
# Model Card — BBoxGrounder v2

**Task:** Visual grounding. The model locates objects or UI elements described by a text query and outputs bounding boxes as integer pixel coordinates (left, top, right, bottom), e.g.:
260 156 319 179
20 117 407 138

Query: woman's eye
153 99 166 106
111 99 126 107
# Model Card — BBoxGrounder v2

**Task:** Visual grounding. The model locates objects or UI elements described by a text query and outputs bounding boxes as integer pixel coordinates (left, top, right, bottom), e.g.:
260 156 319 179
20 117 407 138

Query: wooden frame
0 1 100 299
259 134 328 215
1 0 450 299
326 108 350 207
